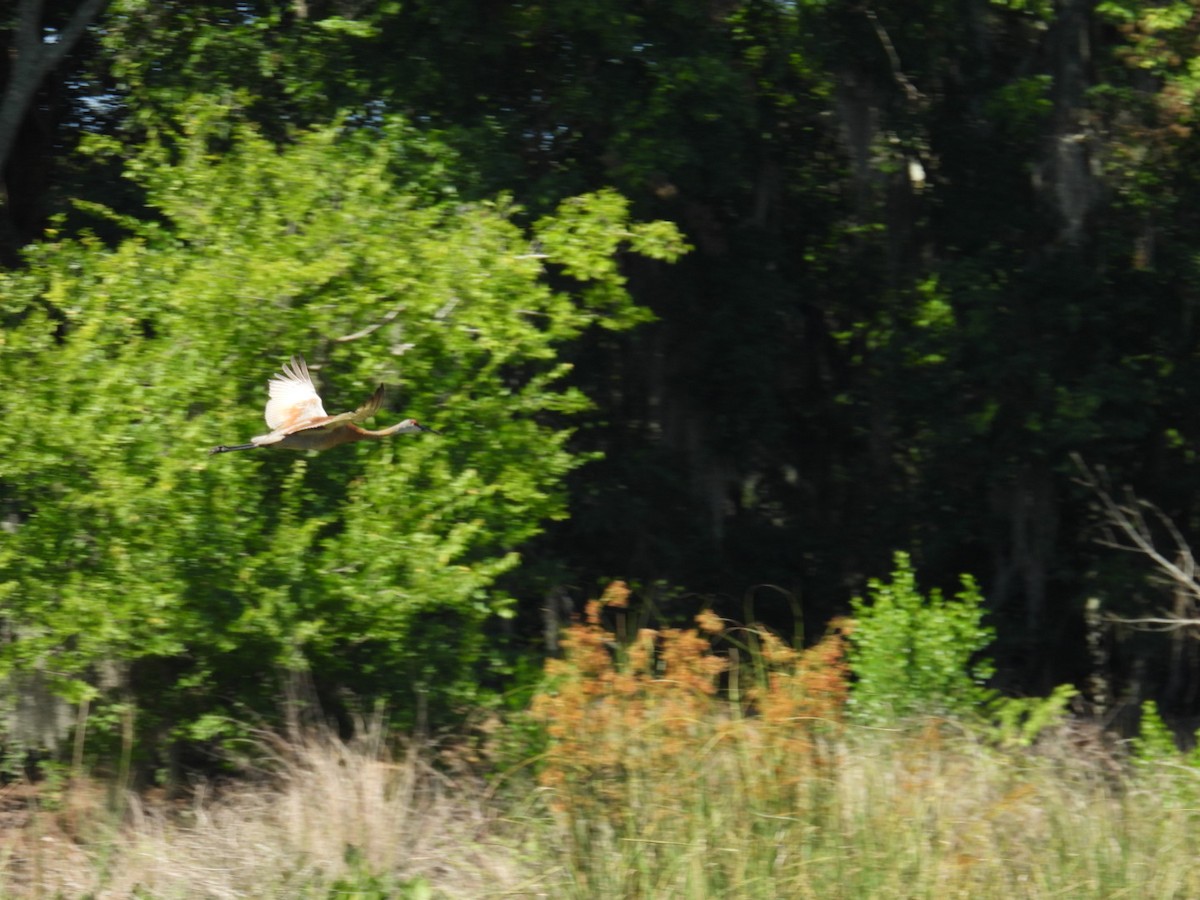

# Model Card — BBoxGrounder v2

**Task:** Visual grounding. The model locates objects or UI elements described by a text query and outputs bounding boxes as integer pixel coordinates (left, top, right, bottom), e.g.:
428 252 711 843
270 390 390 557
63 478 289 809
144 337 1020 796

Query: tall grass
524 724 1200 899
523 584 1200 899
0 722 1196 898
0 728 527 898
0 586 1197 898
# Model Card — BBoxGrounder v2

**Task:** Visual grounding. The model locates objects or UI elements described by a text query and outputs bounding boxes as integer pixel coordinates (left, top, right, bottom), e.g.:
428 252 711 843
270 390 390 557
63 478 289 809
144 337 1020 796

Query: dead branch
1071 453 1200 602
1104 615 1200 632
333 303 407 343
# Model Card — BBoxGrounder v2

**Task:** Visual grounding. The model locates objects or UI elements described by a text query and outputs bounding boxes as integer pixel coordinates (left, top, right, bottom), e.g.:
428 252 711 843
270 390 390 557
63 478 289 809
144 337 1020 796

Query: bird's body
210 356 437 455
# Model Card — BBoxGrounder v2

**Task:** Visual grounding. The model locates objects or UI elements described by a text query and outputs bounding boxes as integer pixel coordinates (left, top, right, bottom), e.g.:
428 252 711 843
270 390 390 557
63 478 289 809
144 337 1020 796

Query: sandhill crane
210 355 439 455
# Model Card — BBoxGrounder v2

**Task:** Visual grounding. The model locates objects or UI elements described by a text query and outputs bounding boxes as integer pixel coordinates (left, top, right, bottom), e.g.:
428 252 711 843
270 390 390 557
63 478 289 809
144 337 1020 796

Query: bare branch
864 7 925 106
434 296 459 321
333 303 407 343
1072 452 1200 621
1104 615 1200 632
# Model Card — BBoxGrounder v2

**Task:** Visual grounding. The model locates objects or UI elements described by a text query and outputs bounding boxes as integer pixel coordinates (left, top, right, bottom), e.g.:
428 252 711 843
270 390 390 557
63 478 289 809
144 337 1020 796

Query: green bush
1131 700 1200 810
1131 701 1183 765
987 683 1079 747
847 551 996 724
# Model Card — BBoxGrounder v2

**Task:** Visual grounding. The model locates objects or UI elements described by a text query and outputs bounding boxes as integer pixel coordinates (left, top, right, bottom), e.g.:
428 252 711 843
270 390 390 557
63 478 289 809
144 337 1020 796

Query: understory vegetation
2 568 1198 898
9 723 1198 899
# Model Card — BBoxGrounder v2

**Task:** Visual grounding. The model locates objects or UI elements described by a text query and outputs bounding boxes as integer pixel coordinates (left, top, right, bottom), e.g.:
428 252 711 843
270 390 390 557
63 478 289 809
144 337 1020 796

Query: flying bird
210 355 439 455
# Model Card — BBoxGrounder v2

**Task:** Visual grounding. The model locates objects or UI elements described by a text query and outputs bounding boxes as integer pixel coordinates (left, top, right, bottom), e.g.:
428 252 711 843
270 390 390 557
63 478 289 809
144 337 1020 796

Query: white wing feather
264 356 328 430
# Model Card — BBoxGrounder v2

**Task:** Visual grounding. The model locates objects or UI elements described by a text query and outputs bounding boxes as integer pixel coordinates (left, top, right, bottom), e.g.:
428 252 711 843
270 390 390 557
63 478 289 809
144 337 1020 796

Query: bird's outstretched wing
282 384 384 433
258 383 385 444
264 355 328 431
348 384 385 424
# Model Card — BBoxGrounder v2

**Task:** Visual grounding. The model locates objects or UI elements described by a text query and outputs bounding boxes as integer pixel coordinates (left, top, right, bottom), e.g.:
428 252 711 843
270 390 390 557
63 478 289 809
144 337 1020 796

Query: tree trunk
0 0 108 187
1043 0 1096 244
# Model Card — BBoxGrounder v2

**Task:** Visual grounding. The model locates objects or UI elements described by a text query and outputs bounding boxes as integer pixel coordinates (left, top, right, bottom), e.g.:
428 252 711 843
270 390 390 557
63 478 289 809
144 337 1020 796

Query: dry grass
0 729 534 898
0 718 1197 899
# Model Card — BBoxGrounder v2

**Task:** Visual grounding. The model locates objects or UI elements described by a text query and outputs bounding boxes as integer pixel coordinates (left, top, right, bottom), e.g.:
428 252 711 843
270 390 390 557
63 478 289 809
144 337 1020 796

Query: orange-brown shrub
529 582 853 824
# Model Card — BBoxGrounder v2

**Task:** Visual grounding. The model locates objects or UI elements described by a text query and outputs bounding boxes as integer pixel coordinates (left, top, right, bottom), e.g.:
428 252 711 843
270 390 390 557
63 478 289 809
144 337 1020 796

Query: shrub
847 551 996 724
530 583 852 841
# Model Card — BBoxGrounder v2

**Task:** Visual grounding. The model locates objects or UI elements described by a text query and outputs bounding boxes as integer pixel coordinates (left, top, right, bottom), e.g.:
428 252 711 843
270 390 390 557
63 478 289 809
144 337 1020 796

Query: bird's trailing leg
209 442 259 455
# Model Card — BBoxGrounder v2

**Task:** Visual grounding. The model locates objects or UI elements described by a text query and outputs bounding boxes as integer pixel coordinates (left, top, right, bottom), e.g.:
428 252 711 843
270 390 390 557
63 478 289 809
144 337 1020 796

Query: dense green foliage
848 552 995 724
5 0 1200 769
0 103 684 755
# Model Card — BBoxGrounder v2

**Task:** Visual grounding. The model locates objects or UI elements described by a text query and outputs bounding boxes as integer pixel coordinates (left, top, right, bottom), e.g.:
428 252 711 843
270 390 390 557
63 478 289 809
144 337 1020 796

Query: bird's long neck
349 421 422 439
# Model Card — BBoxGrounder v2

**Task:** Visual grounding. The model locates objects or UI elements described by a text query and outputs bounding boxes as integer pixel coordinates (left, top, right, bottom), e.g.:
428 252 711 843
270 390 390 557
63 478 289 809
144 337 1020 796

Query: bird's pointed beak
421 424 442 435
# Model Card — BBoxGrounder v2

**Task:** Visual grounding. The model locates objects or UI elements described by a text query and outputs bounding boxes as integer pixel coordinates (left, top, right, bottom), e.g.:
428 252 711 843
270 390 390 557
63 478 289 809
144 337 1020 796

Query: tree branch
333 303 407 343
863 7 925 106
1072 452 1200 612
0 0 108 177
1104 615 1200 632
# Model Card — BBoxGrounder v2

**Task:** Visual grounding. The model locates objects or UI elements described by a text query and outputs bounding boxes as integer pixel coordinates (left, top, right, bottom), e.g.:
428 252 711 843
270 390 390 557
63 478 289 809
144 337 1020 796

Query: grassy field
2 598 1197 898
0 721 1196 899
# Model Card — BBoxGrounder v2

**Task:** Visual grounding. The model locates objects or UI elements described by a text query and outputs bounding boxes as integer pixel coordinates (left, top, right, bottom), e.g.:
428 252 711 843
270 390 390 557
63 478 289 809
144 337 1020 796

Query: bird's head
401 418 440 435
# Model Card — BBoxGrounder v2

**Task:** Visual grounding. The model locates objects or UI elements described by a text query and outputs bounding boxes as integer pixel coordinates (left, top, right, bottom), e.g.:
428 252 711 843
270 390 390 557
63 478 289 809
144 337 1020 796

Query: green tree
0 104 685 763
